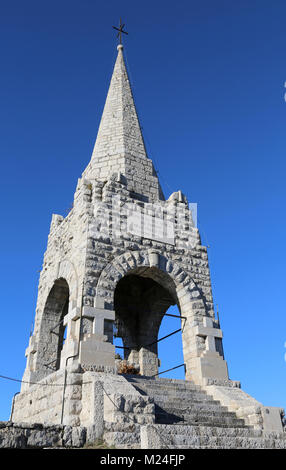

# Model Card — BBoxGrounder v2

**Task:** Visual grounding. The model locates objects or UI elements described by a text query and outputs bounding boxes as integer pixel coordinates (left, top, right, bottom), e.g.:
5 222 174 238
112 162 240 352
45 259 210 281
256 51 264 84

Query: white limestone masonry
8 42 285 449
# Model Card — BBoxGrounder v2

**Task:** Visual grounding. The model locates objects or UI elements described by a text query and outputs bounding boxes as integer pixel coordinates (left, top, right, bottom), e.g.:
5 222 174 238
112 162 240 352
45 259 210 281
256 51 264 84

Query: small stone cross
82 305 115 336
195 317 223 353
63 304 81 337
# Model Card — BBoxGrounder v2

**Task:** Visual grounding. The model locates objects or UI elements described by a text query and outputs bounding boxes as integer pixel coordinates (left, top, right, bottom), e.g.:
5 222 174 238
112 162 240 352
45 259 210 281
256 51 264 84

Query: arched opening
38 278 69 375
113 268 183 376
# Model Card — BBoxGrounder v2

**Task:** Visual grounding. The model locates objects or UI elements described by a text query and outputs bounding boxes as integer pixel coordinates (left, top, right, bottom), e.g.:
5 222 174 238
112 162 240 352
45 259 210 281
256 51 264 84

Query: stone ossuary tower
11 41 285 449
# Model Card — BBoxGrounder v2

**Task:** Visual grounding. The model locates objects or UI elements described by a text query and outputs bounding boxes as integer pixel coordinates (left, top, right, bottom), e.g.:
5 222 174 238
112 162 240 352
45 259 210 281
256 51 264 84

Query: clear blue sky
0 0 285 420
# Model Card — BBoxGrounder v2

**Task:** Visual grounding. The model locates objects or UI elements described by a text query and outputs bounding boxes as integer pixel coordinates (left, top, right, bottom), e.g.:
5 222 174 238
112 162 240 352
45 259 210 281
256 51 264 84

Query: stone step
155 404 239 418
126 377 200 391
129 381 200 392
128 380 213 396
104 422 141 433
163 435 286 449
104 431 141 448
133 387 215 402
153 424 261 438
104 424 286 449
155 412 246 428
103 422 141 449
133 385 209 395
155 412 246 427
104 420 286 449
142 424 286 449
153 398 228 410
127 376 196 385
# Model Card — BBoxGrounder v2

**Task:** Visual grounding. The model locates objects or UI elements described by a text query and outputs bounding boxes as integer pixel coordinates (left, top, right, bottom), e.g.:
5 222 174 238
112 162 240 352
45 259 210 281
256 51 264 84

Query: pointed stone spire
91 44 147 162
83 44 164 202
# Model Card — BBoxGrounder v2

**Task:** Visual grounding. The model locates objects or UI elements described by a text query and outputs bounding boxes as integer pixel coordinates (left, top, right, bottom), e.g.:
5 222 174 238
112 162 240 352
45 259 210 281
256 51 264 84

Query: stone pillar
83 378 104 443
187 316 229 385
127 349 140 368
63 367 83 426
139 348 158 377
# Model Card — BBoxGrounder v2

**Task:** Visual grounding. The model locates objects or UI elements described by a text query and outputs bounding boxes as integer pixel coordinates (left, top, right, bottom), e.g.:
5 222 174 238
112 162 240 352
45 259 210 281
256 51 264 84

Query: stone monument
9 35 285 449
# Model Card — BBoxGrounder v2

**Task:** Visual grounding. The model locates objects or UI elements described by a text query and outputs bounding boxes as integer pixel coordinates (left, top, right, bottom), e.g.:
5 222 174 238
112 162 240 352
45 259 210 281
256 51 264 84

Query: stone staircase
103 376 286 449
129 376 246 428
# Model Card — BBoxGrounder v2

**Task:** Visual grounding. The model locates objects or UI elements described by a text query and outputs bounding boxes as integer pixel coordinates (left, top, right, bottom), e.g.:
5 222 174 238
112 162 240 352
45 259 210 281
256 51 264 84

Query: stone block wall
12 369 155 430
12 369 66 424
12 368 84 427
0 422 87 449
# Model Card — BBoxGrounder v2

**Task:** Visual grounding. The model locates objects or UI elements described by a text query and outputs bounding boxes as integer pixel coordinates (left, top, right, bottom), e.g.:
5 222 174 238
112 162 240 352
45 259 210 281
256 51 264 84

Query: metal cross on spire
112 18 128 45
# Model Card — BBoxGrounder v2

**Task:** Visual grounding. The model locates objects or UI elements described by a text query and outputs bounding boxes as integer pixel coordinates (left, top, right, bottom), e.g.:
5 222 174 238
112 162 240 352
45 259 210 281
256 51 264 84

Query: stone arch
22 259 80 386
96 250 205 319
36 259 79 327
56 259 78 301
95 250 208 378
35 277 70 379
